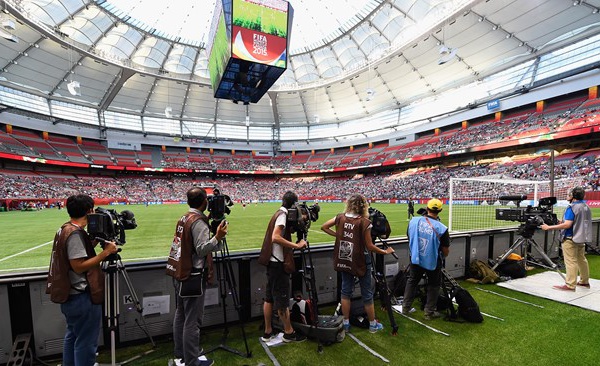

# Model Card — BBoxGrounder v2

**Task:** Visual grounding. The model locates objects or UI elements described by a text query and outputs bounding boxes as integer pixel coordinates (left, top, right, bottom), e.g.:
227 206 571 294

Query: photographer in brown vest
46 194 118 366
321 194 395 333
166 187 227 366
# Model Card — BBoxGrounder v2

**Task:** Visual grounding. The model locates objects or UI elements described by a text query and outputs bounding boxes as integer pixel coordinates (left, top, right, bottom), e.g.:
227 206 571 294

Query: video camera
368 207 391 239
207 189 233 221
287 202 320 238
495 195 558 237
87 207 137 246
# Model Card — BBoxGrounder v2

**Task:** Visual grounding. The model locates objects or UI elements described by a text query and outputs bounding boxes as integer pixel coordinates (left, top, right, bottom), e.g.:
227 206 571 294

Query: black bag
497 259 527 279
453 288 483 323
392 266 410 297
178 270 204 298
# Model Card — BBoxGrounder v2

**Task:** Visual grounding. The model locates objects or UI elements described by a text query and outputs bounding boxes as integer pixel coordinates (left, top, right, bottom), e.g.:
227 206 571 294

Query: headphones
570 187 585 200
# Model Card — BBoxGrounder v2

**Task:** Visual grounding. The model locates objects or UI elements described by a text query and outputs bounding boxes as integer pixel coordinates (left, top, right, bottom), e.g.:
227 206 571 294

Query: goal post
448 177 579 232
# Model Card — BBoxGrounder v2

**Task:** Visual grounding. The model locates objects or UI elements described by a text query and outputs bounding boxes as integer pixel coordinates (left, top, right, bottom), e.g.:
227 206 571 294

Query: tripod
101 253 155 366
201 234 251 358
370 236 399 335
297 231 323 353
491 225 566 280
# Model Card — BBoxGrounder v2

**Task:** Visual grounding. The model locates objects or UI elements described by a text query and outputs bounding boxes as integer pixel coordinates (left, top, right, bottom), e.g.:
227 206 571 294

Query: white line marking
0 241 53 263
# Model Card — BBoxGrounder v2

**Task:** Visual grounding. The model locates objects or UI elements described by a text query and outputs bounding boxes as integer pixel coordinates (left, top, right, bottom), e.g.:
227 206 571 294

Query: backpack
496 259 527 279
453 287 483 323
468 259 500 284
290 298 316 325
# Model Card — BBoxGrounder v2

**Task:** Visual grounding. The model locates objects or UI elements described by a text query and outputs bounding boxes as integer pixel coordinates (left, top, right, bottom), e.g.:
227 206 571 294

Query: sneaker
577 282 591 288
343 322 351 333
424 311 443 320
369 321 384 333
261 332 275 342
282 331 307 343
198 359 214 366
174 355 209 366
553 284 575 291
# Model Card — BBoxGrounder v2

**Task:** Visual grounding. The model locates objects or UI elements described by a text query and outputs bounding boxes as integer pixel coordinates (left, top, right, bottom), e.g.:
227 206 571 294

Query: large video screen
207 1 231 90
231 0 289 68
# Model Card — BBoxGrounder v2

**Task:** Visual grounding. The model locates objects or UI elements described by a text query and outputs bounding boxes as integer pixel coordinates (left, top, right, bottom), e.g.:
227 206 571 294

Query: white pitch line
0 241 53 263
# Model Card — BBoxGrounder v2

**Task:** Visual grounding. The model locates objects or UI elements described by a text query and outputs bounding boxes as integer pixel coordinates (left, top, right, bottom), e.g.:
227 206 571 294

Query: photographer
258 191 307 343
321 194 394 333
541 187 591 291
402 199 450 320
46 194 118 366
166 187 227 366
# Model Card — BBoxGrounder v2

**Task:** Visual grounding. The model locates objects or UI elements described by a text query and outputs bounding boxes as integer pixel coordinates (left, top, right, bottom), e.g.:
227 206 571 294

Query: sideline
346 333 390 363
0 241 53 263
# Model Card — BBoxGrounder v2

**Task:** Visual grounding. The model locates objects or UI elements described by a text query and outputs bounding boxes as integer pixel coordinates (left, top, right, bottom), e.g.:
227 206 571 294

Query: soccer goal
448 177 579 232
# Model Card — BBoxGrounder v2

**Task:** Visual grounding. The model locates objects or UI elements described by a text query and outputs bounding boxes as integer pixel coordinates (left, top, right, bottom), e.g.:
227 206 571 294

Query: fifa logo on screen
253 33 267 56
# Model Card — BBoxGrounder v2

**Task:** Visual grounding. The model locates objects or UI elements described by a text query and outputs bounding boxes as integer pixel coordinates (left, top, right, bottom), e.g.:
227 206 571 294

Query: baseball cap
427 198 443 212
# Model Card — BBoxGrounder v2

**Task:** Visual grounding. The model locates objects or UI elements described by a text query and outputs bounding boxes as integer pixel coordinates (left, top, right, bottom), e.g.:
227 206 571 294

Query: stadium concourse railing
0 222 599 363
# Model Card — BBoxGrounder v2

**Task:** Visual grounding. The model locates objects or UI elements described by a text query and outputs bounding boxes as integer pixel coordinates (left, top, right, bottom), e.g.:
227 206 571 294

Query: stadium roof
1 0 600 146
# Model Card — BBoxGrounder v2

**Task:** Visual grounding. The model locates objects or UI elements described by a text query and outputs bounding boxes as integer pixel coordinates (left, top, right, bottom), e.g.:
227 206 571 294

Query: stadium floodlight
164 106 173 118
366 88 376 101
0 27 18 43
2 18 15 30
67 80 81 96
438 45 458 65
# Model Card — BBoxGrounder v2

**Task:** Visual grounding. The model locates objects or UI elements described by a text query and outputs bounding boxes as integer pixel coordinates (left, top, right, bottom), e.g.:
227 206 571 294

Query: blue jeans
340 258 374 304
60 292 102 366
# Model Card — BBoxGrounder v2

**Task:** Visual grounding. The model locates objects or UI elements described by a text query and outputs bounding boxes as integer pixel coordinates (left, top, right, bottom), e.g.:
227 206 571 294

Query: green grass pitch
1 202 598 273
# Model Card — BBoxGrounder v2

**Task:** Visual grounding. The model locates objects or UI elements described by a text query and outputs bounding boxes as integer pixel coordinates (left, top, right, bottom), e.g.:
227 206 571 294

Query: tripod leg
528 240 566 280
370 249 398 335
491 238 524 271
202 238 251 358
116 260 156 347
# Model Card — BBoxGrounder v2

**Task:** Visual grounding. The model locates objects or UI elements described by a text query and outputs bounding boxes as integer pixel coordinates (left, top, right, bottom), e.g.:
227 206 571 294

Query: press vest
332 213 370 277
258 209 295 273
46 222 104 304
568 200 593 244
166 211 209 281
408 216 447 271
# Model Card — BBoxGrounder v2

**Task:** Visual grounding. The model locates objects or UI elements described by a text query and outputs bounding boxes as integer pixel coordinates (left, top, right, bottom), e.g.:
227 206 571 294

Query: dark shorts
265 262 290 311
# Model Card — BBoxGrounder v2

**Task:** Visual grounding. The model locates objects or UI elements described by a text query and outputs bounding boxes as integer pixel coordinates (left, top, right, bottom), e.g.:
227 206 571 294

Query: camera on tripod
287 202 320 237
368 207 391 239
208 189 233 221
87 207 137 246
495 195 558 237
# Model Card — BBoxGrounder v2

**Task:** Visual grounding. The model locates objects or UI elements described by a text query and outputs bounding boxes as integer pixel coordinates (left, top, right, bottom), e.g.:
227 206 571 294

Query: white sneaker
173 356 209 366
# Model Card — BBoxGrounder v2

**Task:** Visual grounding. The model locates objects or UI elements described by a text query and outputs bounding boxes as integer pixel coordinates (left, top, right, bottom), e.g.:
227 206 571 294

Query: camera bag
178 269 204 297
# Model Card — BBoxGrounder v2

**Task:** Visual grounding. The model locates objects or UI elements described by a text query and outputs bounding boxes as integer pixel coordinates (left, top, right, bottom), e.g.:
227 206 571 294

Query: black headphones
571 187 585 200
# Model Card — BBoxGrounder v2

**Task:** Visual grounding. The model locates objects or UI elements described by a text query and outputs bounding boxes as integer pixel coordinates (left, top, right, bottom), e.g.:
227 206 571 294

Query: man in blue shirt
402 199 450 320
541 187 592 291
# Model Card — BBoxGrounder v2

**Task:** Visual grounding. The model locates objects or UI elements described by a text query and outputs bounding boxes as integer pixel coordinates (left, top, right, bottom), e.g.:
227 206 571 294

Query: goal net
448 177 580 232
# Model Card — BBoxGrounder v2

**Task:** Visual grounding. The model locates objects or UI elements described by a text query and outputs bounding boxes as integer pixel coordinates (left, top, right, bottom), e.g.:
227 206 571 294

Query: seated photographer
166 187 228 366
402 199 450 320
46 194 119 366
321 194 394 333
